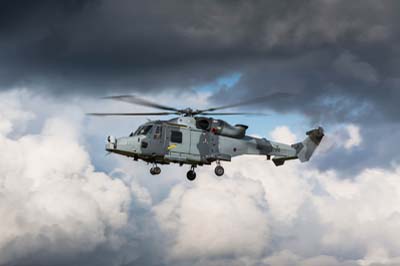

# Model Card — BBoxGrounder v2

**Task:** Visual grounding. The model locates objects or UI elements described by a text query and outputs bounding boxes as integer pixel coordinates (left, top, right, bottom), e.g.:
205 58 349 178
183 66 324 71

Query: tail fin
272 127 324 166
296 127 324 162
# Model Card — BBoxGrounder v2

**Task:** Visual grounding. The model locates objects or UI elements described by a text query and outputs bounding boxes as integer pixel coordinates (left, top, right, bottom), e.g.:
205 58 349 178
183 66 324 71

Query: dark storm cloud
1 0 399 113
205 0 400 124
2 0 400 171
0 0 246 94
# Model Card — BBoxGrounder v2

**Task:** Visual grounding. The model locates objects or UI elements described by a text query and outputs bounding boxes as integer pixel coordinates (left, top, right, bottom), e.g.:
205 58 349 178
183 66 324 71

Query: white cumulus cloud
1 90 400 266
152 153 400 266
154 175 269 262
344 124 362 149
318 123 362 153
269 126 298 144
0 91 154 265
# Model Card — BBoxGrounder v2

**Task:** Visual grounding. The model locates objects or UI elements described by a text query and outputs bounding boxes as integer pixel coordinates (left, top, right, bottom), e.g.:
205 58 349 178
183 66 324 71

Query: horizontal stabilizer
272 156 298 166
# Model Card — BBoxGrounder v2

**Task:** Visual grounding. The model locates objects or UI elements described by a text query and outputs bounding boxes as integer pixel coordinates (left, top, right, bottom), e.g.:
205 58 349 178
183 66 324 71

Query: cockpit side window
139 125 153 135
132 125 153 136
132 126 142 136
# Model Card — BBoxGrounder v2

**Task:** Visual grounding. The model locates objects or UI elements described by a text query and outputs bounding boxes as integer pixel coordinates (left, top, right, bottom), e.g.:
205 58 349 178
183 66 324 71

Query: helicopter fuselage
105 116 323 171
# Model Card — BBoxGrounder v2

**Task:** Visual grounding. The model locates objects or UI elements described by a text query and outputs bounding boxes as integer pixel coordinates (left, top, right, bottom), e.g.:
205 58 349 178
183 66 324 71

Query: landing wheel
186 170 196 181
153 166 161 175
150 166 161 175
214 165 224 176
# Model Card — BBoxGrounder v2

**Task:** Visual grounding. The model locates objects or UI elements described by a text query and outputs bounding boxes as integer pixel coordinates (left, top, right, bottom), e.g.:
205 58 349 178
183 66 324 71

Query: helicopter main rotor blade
198 92 291 113
102 95 179 112
200 112 268 116
87 112 178 116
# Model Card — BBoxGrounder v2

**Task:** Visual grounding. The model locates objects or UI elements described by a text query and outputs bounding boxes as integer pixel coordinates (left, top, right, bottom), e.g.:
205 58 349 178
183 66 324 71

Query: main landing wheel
186 170 196 181
150 166 161 175
214 165 224 176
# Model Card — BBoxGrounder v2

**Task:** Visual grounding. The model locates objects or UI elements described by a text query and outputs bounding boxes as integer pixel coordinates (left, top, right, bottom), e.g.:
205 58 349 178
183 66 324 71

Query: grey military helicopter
88 94 324 181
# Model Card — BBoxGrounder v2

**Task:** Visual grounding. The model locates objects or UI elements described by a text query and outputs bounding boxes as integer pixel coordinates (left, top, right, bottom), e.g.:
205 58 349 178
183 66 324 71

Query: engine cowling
195 118 248 139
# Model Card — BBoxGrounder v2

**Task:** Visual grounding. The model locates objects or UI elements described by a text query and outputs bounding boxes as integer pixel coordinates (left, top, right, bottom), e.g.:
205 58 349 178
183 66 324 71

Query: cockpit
129 125 153 137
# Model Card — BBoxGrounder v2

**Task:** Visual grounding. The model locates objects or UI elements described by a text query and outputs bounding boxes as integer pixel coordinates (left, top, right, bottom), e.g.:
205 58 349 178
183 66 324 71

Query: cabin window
170 131 182 143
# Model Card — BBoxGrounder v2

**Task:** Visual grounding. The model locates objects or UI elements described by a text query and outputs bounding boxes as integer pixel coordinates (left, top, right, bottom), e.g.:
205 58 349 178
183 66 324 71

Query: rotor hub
180 107 196 116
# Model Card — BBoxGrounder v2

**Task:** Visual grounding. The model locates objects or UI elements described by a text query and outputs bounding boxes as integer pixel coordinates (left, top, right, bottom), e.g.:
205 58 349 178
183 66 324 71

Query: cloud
344 124 362 149
150 153 400 266
269 126 298 144
318 124 362 153
0 1 399 111
313 123 389 173
333 51 379 85
0 90 35 136
0 92 157 265
263 250 359 266
153 176 269 262
3 89 400 266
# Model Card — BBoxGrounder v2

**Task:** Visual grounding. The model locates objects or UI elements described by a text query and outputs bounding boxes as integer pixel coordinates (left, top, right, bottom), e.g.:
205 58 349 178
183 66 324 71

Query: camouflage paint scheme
105 116 324 167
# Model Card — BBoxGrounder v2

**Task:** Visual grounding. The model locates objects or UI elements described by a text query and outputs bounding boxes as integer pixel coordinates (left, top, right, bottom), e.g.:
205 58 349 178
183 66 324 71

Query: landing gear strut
150 164 161 175
214 161 224 176
186 165 197 181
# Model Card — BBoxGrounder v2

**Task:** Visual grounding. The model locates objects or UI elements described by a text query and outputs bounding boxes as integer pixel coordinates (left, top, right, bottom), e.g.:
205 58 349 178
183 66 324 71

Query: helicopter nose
106 135 117 150
107 135 116 144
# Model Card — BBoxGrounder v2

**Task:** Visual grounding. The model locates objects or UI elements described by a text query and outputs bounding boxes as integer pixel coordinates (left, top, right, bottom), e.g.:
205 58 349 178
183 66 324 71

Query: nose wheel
150 165 161 175
186 165 197 181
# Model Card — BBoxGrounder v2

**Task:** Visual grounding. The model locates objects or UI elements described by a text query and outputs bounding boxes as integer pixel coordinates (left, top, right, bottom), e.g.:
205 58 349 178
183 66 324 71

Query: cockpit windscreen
130 125 153 136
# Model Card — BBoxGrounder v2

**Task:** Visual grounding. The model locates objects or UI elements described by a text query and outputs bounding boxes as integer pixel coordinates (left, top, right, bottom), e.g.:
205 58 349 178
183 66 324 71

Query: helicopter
88 94 324 181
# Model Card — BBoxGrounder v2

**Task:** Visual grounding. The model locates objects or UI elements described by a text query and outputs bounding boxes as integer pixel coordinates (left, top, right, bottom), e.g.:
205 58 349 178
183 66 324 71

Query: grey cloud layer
1 0 400 124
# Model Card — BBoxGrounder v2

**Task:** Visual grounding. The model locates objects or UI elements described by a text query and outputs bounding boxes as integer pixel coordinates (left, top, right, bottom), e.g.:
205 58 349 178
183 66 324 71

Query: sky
1 1 400 265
